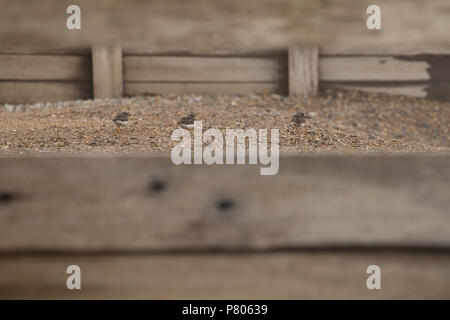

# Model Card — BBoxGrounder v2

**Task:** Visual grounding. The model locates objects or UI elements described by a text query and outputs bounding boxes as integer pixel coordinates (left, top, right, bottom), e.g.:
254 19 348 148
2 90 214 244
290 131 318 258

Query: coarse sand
0 89 448 155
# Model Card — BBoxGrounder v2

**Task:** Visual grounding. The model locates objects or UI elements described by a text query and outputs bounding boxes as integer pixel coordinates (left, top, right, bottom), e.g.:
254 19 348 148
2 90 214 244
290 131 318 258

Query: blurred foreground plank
0 155 449 251
0 252 449 299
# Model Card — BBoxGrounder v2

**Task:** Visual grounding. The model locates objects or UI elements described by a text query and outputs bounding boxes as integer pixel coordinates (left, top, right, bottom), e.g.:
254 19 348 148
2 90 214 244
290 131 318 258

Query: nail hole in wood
216 199 235 212
0 192 17 204
148 179 167 193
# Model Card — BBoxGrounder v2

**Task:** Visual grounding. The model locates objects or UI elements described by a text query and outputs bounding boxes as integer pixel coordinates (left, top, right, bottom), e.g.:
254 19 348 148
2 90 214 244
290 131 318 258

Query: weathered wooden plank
320 57 430 82
124 56 286 82
92 46 123 99
0 0 330 53
0 48 92 55
0 82 92 104
125 82 286 95
0 252 449 299
0 55 91 81
288 46 318 97
1 1 450 53
123 48 286 56
321 43 450 56
0 156 448 251
322 0 450 57
322 83 429 98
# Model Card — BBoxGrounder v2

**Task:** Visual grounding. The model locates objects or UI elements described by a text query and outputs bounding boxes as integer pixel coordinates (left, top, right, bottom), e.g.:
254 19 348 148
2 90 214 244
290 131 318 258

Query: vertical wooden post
288 45 319 97
92 45 123 99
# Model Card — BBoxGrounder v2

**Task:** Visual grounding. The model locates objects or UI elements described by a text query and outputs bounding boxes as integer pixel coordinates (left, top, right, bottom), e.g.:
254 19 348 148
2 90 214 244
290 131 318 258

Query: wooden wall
0 54 92 104
320 54 450 101
1 49 450 103
123 53 288 96
2 0 450 55
0 155 449 299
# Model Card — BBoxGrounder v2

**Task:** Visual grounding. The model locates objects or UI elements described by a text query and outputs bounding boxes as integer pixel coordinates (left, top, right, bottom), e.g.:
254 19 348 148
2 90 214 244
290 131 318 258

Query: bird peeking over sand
178 112 195 129
291 113 307 127
113 112 130 132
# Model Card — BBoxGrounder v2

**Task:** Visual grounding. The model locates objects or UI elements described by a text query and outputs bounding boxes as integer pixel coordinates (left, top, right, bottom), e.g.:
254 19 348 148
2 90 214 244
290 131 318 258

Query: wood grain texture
0 81 92 104
0 156 448 251
0 252 449 299
320 57 430 82
322 83 429 98
0 55 91 81
125 82 286 95
288 46 318 97
124 56 286 82
1 1 450 53
0 0 329 53
92 46 123 99
321 43 450 56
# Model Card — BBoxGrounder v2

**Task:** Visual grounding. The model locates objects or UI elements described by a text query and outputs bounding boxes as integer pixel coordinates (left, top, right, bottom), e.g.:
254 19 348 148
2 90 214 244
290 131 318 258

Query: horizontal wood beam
1 1 450 53
321 43 450 56
320 57 431 82
1 251 449 299
321 83 429 98
124 56 286 82
0 55 91 81
0 81 92 104
125 82 286 95
0 155 448 252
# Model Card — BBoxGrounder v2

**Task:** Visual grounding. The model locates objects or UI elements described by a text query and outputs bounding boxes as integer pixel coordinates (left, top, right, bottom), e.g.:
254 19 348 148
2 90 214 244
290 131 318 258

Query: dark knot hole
0 192 18 204
148 179 167 193
216 199 235 212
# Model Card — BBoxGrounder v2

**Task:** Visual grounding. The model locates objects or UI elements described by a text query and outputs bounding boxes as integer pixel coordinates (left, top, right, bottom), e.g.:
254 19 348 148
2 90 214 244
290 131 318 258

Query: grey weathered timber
1 1 450 54
320 57 431 82
0 155 448 251
0 55 91 81
124 55 287 95
0 252 449 299
319 55 450 99
92 46 123 99
124 56 286 82
125 82 286 95
288 46 318 97
321 83 430 98
0 51 449 102
0 81 92 104
321 43 450 56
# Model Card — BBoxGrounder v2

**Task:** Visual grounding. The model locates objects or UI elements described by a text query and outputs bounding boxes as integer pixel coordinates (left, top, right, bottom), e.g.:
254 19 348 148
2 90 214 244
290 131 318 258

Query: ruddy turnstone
291 113 306 127
113 112 130 132
178 112 195 129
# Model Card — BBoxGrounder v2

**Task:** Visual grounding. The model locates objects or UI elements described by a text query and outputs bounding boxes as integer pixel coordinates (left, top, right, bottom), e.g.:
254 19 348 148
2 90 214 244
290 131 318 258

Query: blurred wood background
1 50 450 103
0 155 449 299
1 0 450 53
1 0 450 102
